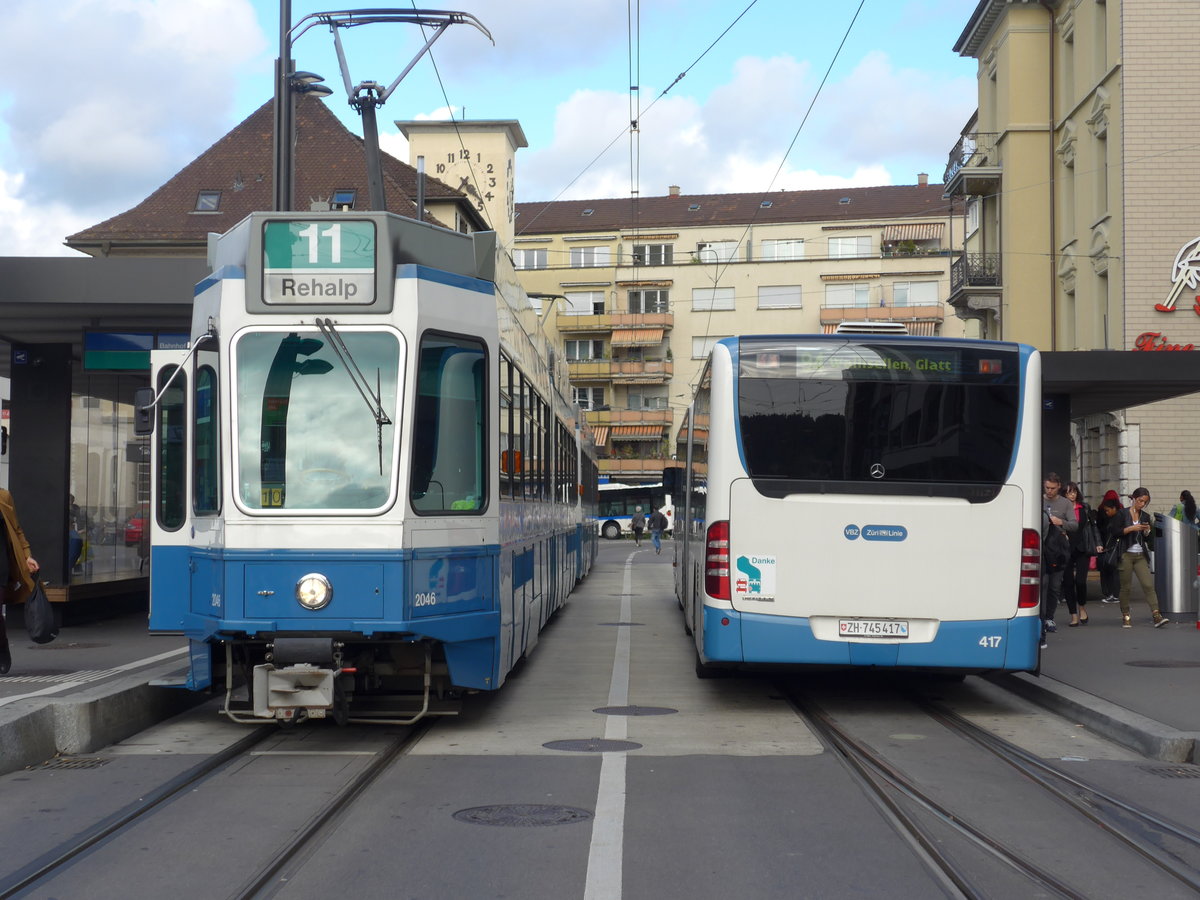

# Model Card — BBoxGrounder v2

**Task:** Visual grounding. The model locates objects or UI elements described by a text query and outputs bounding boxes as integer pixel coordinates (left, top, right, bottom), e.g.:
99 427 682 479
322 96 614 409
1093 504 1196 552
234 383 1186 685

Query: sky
0 0 982 257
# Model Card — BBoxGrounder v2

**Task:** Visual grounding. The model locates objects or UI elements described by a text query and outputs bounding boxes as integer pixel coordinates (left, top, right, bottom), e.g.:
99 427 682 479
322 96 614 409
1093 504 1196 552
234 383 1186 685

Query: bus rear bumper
702 607 1040 672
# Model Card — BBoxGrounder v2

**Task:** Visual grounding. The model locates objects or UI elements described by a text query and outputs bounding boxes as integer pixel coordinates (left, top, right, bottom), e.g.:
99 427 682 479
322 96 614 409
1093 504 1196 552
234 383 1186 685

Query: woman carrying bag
1063 483 1100 625
1095 497 1123 603
0 488 41 674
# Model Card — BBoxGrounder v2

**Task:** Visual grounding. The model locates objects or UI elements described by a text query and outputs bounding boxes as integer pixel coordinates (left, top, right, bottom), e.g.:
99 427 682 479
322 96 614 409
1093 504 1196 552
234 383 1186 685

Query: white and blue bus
139 210 598 723
670 334 1042 677
596 482 674 540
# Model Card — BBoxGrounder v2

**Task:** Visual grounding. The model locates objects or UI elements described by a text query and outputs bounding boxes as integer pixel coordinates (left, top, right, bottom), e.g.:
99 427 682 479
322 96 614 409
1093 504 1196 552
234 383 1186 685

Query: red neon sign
1134 332 1195 352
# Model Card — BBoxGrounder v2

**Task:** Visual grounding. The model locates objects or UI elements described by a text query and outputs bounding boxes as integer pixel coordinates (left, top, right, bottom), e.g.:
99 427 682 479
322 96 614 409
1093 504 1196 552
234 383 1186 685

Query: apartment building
948 0 1200 501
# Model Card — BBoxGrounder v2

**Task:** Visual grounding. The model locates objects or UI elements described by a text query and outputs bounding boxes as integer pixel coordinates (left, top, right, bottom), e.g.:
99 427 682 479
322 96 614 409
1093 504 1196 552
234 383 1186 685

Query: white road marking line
584 552 636 900
0 646 188 708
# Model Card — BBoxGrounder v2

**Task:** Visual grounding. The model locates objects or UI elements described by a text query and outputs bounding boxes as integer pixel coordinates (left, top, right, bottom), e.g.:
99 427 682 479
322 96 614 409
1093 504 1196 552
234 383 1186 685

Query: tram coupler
250 637 343 720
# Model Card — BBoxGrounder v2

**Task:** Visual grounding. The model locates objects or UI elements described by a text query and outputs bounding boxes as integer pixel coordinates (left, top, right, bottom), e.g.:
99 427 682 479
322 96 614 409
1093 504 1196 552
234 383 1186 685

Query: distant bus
596 482 674 540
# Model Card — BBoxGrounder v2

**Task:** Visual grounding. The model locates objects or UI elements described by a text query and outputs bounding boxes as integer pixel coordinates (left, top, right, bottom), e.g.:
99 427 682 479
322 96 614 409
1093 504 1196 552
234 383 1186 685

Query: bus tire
601 521 622 540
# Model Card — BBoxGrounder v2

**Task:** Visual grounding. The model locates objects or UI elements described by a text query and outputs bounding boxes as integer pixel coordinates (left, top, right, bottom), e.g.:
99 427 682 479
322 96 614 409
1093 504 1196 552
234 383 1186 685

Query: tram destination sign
262 219 376 305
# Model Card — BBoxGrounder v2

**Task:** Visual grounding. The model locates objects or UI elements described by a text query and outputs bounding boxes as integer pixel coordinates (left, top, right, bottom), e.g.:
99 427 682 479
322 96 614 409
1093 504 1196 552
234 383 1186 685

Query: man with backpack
1041 472 1077 647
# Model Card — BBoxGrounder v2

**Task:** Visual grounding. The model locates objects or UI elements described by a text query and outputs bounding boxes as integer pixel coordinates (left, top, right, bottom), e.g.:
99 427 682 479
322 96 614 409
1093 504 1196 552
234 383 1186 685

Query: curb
990 671 1199 764
0 661 204 777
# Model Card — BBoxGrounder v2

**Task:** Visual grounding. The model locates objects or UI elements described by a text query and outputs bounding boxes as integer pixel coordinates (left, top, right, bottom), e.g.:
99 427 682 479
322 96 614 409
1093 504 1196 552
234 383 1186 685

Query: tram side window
157 366 187 531
411 334 487 514
193 364 220 515
500 354 516 499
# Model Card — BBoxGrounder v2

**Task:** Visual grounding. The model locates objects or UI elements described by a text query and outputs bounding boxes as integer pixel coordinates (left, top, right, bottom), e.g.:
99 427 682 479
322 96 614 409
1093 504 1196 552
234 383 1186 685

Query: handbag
1099 538 1122 570
23 582 59 644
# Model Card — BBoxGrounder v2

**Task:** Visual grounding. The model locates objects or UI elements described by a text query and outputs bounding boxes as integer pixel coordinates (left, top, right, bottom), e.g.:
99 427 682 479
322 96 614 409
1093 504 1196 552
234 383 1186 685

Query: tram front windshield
736 338 1020 496
235 329 400 511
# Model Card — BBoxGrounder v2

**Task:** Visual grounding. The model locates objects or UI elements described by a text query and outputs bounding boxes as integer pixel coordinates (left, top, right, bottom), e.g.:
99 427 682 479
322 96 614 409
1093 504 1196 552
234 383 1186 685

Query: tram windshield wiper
315 317 393 474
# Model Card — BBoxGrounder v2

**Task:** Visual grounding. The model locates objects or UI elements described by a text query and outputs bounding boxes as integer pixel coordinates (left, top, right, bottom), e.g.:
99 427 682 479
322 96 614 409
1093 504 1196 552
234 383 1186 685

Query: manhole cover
1139 765 1200 779
593 705 677 716
1125 660 1200 668
453 804 592 827
543 739 643 753
598 622 644 627
30 643 110 651
39 757 110 770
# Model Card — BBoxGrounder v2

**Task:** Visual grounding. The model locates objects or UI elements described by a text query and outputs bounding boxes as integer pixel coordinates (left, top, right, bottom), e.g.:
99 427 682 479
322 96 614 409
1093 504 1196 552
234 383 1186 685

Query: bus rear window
736 339 1020 490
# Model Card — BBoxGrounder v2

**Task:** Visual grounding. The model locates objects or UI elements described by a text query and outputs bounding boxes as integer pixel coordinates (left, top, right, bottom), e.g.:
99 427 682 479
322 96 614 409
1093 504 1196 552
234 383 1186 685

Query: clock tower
395 120 527 249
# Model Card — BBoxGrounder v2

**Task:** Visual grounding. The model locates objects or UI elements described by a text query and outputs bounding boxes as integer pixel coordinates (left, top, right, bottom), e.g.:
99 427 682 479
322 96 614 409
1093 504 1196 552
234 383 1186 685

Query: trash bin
1153 513 1200 616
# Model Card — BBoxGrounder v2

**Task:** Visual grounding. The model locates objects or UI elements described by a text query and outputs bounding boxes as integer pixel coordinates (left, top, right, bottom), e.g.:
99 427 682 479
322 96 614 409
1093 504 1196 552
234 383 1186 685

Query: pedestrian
630 506 646 546
1041 473 1077 642
648 508 668 554
1116 487 1169 628
1 488 41 675
1063 482 1098 626
1168 490 1199 525
1095 496 1123 603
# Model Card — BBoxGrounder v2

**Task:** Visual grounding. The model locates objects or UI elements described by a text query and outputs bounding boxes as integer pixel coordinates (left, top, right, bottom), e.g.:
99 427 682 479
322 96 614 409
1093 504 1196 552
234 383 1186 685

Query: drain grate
1140 765 1200 779
1126 660 1200 669
543 738 643 753
598 622 644 627
39 757 110 770
453 804 592 827
593 705 677 716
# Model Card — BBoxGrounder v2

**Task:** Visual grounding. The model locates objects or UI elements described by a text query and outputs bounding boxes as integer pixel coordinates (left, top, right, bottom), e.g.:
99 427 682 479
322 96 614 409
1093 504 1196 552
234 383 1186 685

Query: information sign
262 220 376 305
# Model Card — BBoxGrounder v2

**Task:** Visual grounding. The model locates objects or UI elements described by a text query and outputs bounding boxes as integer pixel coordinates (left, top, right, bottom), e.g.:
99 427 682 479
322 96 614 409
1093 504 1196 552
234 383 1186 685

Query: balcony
567 359 673 384
599 457 671 478
948 253 1002 318
556 311 673 333
819 304 945 337
943 132 1001 197
585 407 673 428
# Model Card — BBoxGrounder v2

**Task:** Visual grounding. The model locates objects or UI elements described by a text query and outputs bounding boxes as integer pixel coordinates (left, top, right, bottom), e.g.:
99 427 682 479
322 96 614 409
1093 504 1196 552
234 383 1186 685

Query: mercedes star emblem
869 463 886 479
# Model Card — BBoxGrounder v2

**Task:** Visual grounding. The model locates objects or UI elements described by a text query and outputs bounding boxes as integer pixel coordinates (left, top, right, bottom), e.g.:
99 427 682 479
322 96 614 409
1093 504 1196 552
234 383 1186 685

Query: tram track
0 720 432 900
783 682 1200 900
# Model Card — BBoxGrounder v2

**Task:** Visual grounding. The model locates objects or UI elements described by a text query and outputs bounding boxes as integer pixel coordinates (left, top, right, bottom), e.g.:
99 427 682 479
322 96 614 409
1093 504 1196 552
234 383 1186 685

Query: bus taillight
705 520 731 600
1018 528 1041 608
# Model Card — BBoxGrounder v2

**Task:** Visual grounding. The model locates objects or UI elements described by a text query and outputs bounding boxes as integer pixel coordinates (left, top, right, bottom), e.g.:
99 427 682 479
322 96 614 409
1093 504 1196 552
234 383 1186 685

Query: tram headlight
295 573 333 610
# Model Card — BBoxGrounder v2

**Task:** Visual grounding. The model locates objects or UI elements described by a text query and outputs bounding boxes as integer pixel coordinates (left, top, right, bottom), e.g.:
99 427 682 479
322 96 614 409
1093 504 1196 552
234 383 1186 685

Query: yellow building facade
950 0 1200 502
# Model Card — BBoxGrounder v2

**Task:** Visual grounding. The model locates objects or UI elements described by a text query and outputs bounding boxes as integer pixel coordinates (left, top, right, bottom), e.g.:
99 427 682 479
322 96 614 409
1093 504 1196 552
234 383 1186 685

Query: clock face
434 147 511 219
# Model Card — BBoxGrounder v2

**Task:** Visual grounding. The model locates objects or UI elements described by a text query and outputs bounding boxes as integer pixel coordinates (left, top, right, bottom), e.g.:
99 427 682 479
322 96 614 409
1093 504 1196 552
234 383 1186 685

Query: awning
611 328 665 347
610 425 665 440
904 320 940 336
591 426 610 446
882 223 944 242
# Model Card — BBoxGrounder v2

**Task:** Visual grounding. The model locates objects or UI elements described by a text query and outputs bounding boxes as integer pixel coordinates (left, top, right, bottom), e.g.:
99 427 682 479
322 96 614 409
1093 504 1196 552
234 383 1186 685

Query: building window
574 387 605 410
828 236 872 258
565 339 605 360
760 239 804 261
563 291 605 315
628 289 669 313
513 247 547 270
195 191 221 211
966 199 980 238
570 245 611 267
632 243 673 266
824 283 870 308
893 281 938 307
697 240 738 263
758 285 802 309
692 335 730 359
628 390 669 410
692 287 735 312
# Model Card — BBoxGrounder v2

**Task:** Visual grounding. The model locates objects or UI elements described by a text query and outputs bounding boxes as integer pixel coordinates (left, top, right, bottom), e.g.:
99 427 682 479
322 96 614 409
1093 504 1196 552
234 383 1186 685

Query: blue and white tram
140 211 598 723
670 334 1042 677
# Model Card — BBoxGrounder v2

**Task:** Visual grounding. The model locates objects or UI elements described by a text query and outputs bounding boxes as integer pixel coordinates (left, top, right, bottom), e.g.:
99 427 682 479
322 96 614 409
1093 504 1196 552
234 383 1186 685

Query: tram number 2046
978 636 1003 648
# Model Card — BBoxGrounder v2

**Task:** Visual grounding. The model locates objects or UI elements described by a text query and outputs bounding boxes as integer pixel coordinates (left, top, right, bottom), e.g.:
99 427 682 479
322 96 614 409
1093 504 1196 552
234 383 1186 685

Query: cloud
516 47 973 203
0 168 92 256
0 0 265 213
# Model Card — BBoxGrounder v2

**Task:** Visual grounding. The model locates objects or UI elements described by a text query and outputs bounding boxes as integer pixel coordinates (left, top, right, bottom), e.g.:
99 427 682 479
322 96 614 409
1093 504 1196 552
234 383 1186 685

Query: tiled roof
514 183 952 236
67 95 482 251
